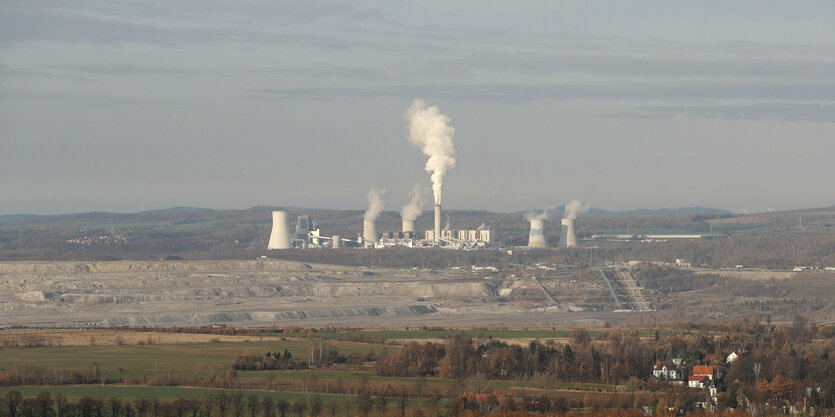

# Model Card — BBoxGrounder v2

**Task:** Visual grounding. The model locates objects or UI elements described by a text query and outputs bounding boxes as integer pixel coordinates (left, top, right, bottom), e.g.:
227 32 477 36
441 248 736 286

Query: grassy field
290 329 660 341
0 339 393 380
285 329 578 340
0 385 359 401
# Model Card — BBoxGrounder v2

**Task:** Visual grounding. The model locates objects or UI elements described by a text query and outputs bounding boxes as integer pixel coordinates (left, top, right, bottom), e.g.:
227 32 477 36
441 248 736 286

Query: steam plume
404 99 456 205
563 199 590 220
526 207 553 222
364 189 386 221
400 185 424 221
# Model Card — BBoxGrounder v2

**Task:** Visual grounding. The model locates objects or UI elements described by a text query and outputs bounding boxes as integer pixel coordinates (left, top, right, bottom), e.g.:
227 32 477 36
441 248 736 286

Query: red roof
692 365 715 376
689 375 709 382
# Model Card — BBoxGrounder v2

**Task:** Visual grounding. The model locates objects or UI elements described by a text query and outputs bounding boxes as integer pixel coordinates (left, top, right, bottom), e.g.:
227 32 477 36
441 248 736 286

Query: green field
0 340 393 380
0 385 360 401
292 329 658 341
285 329 579 340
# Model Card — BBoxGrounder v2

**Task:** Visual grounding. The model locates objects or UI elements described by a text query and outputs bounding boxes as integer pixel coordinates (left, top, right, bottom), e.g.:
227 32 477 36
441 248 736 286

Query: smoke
563 199 590 220
445 213 451 230
364 189 386 221
404 99 456 205
525 207 553 222
400 185 424 221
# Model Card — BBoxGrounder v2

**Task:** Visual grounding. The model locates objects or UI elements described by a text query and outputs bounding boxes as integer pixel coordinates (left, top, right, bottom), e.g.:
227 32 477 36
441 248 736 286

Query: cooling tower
559 218 577 248
528 219 548 248
363 219 378 246
332 235 341 248
267 211 291 250
434 205 441 243
402 219 416 235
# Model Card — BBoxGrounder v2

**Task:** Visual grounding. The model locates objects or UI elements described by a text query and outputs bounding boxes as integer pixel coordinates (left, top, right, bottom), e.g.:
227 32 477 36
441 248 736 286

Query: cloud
418 53 835 81
50 63 198 76
0 9 359 48
607 102 835 123
0 89 175 106
251 81 835 104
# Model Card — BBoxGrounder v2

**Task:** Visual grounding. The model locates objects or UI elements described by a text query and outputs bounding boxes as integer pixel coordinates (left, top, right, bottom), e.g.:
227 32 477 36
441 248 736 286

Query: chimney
434 204 441 243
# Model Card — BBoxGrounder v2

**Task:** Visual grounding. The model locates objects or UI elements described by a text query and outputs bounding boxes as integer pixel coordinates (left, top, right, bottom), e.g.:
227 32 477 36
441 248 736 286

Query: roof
689 375 710 382
692 365 715 375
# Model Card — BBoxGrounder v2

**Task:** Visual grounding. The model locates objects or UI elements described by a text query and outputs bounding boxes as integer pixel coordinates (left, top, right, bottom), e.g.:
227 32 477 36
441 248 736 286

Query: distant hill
0 214 47 225
516 206 731 218
596 207 732 217
137 207 213 215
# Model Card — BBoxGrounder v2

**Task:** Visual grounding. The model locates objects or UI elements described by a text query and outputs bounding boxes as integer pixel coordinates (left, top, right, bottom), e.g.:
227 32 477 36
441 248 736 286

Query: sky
1 1 834 215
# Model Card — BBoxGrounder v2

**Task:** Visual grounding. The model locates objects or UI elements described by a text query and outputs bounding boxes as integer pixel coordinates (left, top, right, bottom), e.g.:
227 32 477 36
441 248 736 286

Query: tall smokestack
267 210 291 250
363 219 378 246
434 204 441 243
405 99 456 209
528 219 547 248
559 218 577 248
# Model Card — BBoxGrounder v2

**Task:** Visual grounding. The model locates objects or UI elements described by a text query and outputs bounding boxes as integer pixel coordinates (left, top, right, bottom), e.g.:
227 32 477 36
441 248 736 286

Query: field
0 385 358 401
0 338 394 380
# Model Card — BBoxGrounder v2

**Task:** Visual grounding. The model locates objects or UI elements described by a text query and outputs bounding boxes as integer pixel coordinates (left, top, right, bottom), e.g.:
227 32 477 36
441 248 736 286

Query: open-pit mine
0 260 630 328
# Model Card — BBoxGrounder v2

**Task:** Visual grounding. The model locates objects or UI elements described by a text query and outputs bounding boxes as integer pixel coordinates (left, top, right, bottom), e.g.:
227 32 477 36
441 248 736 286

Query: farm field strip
0 340 393 379
0 385 366 401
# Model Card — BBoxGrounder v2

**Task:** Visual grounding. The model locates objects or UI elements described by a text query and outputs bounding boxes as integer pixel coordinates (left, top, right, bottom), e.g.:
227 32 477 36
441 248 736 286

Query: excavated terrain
0 260 631 328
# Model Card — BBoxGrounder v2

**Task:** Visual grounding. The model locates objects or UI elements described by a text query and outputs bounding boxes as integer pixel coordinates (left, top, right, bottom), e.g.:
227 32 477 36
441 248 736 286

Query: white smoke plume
445 213 451 230
404 99 456 205
364 189 386 221
525 207 553 222
563 199 590 220
400 185 424 221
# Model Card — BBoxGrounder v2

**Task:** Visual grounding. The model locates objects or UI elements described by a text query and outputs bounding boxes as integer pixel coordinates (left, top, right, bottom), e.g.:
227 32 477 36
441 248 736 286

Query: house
688 375 710 389
692 365 717 381
652 361 682 380
726 350 748 364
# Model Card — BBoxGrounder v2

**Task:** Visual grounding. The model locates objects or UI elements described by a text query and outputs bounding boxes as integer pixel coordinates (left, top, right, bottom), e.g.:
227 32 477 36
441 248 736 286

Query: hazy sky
2 1 834 215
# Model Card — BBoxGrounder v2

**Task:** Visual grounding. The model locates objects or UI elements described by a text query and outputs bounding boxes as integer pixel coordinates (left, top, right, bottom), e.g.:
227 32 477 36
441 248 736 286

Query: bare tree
246 396 260 417
308 397 322 417
290 400 306 417
215 394 230 417
230 392 245 417
262 398 275 417
7 392 24 417
107 398 122 417
276 401 289 417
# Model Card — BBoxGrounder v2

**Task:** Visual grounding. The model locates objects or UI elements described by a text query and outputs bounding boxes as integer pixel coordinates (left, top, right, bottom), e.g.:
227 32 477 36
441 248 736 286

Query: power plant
528 218 547 248
264 100 588 251
559 218 578 248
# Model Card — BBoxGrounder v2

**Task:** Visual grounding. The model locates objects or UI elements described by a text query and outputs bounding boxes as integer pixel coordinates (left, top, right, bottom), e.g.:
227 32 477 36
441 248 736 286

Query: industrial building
267 208 495 250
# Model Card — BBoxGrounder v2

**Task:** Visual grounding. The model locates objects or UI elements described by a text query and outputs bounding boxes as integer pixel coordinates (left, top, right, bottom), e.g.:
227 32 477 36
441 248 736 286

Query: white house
688 375 710 389
652 361 682 380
